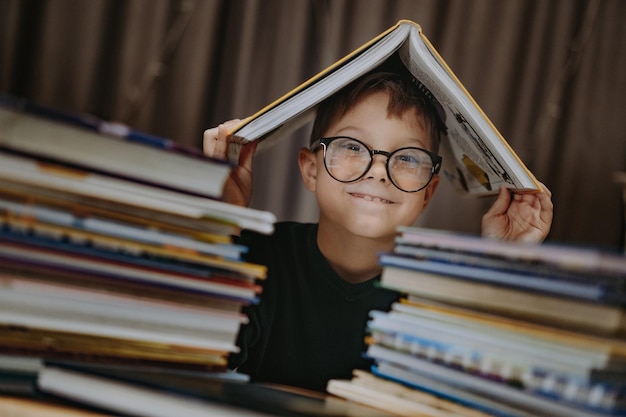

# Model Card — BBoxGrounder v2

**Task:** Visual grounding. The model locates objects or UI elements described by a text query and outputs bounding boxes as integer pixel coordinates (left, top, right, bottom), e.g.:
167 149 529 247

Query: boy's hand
203 120 258 207
481 183 553 243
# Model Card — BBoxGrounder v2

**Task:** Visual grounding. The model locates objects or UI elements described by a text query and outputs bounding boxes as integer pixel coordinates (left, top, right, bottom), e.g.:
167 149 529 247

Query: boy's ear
298 147 318 192
421 175 440 210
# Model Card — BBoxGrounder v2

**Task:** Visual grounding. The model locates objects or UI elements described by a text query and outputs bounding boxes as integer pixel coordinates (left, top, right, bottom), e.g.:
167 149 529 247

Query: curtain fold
1 0 624 248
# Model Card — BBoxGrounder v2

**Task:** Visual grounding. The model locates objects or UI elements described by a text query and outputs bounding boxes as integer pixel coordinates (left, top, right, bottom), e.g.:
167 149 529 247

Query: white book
0 106 231 200
380 264 626 335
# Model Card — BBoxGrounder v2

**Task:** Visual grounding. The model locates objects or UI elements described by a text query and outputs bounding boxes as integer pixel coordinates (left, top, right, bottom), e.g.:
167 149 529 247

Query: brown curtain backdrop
1 0 624 249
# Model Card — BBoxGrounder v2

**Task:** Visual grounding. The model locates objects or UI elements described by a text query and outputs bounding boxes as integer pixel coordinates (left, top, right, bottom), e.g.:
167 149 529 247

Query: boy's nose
365 154 389 182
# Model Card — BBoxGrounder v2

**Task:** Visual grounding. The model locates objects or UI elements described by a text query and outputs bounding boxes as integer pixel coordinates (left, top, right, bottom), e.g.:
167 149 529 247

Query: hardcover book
227 20 541 196
0 97 231 200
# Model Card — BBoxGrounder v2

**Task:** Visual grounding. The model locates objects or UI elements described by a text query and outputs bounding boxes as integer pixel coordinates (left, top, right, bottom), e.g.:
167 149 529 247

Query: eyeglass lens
323 137 436 192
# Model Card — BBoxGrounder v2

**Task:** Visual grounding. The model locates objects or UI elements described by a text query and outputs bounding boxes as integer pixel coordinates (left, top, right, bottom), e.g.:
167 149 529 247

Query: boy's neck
316 222 395 284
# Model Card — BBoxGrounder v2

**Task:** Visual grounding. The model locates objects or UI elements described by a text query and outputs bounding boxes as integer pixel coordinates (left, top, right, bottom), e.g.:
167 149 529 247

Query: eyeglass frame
310 136 443 193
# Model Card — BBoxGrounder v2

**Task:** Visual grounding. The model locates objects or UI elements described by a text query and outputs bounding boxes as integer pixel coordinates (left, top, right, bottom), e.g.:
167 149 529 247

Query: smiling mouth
349 193 393 204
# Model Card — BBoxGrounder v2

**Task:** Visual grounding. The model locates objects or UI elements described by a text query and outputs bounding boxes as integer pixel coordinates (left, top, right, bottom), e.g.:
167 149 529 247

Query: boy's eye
393 152 422 167
394 153 419 164
338 139 365 153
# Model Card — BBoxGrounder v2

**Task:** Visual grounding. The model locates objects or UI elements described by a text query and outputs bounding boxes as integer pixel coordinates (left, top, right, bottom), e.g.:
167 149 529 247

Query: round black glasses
310 136 442 193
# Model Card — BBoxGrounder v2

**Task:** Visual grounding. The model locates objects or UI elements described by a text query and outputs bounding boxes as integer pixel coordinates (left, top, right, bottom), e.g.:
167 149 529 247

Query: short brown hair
310 70 443 153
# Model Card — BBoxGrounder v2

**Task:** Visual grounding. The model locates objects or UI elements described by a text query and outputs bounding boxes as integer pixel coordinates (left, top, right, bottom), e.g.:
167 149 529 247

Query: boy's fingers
203 124 229 159
203 125 226 159
537 181 553 201
536 182 554 220
203 119 242 160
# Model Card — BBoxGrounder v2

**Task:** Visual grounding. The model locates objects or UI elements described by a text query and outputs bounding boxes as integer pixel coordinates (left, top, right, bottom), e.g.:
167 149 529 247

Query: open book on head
228 19 541 197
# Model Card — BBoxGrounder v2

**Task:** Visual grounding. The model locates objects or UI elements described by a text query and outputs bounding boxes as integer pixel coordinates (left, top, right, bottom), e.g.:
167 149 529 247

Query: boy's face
299 91 439 242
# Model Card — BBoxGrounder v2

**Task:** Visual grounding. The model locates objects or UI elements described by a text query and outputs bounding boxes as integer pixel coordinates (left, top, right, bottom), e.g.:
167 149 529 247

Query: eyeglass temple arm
310 138 323 151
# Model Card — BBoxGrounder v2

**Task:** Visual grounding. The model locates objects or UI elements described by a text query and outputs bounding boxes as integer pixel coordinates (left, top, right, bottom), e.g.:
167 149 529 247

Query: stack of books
0 96 279 412
328 226 626 417
0 97 403 417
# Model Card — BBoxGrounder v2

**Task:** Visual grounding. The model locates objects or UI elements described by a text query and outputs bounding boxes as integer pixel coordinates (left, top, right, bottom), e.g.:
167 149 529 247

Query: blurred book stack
328 226 626 417
0 96 276 401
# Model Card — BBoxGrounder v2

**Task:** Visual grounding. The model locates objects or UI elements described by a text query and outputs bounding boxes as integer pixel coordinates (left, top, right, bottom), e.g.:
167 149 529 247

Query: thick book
227 19 540 196
0 100 232 200
379 252 626 305
380 264 626 336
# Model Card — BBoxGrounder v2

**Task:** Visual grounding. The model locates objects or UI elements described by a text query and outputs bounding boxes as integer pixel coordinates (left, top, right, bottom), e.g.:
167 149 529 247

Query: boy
203 70 553 392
